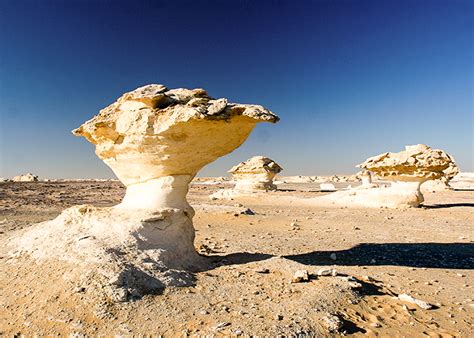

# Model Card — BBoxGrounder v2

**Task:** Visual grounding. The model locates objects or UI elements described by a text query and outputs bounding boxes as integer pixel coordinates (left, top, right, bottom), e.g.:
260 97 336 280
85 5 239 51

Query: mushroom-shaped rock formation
210 156 282 199
320 144 456 208
10 84 278 301
230 156 282 192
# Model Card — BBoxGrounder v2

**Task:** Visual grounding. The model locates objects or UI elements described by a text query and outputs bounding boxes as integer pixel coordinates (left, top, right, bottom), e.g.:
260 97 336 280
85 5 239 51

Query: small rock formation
12 173 38 182
321 144 456 208
210 156 282 199
356 170 377 189
230 156 282 192
10 84 278 300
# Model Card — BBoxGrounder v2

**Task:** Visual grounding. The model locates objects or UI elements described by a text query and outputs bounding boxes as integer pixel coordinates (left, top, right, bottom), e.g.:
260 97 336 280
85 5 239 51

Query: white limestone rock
356 170 378 189
320 183 336 192
230 156 282 191
321 144 456 208
449 172 474 190
12 173 38 182
9 84 278 300
210 156 282 199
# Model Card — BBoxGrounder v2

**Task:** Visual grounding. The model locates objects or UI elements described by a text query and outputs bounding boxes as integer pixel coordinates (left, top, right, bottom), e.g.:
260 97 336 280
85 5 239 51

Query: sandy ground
0 180 473 336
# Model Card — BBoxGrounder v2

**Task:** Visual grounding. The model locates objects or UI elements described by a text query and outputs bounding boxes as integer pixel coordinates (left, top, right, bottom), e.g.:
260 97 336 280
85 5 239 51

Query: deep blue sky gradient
0 0 472 178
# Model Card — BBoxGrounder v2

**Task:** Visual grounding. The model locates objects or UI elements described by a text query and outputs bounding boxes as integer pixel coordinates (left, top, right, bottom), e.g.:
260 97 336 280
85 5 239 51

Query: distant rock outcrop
210 156 282 199
230 156 282 192
321 144 456 208
12 173 38 182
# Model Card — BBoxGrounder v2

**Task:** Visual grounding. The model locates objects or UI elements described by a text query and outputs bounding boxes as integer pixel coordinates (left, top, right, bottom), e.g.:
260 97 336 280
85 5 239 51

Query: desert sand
1 179 472 336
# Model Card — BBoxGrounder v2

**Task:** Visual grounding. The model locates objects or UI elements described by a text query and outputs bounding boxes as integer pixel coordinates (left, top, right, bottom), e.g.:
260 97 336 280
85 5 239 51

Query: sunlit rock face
11 84 278 301
230 156 282 192
321 144 456 208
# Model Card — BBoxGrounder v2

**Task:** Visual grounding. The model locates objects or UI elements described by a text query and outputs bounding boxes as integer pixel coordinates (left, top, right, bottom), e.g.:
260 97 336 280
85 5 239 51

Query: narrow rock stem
118 175 193 210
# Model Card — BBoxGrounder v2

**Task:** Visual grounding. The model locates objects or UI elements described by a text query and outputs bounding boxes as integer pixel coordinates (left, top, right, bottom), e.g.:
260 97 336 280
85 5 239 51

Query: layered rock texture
421 158 459 193
9 84 278 300
210 156 282 199
321 144 456 208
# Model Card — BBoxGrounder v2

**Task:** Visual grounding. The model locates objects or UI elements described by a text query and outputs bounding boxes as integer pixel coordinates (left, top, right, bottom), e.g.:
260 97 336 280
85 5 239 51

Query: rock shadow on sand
423 202 474 209
285 243 474 269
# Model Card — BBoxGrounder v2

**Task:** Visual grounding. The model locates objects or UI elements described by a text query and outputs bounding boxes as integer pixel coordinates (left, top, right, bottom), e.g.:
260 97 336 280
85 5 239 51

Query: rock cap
72 84 279 185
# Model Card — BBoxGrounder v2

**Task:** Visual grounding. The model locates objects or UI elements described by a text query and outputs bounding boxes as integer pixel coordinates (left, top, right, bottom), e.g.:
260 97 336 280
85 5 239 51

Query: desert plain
1 178 472 336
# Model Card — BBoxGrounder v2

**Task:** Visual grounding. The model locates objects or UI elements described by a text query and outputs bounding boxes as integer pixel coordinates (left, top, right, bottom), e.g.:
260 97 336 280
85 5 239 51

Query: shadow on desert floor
284 243 474 269
423 203 474 209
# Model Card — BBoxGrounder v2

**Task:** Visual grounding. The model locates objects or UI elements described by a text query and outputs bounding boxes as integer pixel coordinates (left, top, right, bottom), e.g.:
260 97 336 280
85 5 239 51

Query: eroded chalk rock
421 157 459 193
210 156 282 199
12 173 38 182
9 84 278 300
321 144 456 208
230 156 282 191
357 170 377 189
449 172 474 190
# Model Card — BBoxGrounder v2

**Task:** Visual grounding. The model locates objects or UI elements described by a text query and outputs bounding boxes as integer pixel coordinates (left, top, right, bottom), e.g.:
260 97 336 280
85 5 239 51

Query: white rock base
420 179 452 193
318 181 424 208
9 204 202 302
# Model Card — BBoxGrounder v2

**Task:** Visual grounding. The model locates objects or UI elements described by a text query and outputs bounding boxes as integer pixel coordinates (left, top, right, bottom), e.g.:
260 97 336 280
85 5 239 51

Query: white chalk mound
9 84 278 301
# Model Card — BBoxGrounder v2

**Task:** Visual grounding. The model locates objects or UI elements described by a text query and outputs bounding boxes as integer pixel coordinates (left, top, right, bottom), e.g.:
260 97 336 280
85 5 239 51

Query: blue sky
0 0 472 178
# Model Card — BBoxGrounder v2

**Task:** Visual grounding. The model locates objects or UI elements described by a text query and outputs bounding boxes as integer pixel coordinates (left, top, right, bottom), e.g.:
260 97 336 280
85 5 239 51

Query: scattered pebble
214 322 231 331
240 208 255 215
398 294 433 310
254 267 270 274
292 270 309 283
317 268 337 276
322 314 343 332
